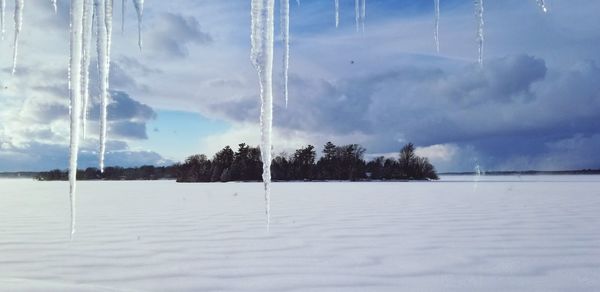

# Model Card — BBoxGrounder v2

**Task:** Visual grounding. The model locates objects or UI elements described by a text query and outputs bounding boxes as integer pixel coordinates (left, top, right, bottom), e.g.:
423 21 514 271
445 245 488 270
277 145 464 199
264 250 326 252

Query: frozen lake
1 176 599 291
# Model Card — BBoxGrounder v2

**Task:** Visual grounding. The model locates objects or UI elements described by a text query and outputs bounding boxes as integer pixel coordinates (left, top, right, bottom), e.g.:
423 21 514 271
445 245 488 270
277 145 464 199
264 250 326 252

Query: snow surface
0 176 599 291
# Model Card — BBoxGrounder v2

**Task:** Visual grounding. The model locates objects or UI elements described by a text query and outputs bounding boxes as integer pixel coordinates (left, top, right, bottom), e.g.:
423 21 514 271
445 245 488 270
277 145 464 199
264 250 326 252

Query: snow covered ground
1 176 599 291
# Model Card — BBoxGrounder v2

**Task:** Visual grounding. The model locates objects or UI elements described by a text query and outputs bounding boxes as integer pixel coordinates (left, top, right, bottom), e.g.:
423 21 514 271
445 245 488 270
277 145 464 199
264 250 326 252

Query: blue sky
1 0 599 172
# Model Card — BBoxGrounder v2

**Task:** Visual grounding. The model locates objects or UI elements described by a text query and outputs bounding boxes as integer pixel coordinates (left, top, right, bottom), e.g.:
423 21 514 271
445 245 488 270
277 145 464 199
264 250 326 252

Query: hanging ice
251 0 275 226
536 0 548 13
105 0 113 57
334 0 339 28
132 0 143 50
51 0 57 13
68 0 85 237
474 0 484 66
295 0 299 6
121 0 125 33
1 0 5 40
361 0 366 32
81 0 94 139
354 0 359 32
95 0 113 172
11 0 24 74
434 0 440 52
280 0 289 108
353 0 366 32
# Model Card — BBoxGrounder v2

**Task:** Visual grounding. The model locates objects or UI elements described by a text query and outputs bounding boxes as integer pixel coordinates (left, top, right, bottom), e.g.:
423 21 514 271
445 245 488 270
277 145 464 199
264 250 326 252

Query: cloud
147 13 213 58
205 54 600 171
0 85 162 170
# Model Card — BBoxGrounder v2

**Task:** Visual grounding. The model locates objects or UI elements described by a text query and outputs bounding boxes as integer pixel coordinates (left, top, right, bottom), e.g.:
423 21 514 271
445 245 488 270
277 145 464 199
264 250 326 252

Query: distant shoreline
441 169 600 176
2 169 600 179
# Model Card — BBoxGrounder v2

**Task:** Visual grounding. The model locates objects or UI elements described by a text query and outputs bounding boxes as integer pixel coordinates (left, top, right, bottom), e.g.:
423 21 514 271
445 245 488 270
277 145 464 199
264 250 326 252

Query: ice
132 0 143 50
1 178 600 290
334 0 339 28
105 0 113 52
121 0 125 33
68 0 85 237
434 0 440 52
81 0 94 139
51 0 56 13
295 0 299 6
1 0 4 40
353 0 365 32
536 0 548 13
354 0 359 32
361 0 365 32
11 0 24 74
280 0 289 108
474 0 484 66
95 0 112 172
251 0 275 225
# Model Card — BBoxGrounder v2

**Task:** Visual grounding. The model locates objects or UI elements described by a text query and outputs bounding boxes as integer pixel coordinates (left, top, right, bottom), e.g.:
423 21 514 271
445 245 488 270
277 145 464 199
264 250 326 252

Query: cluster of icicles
1 0 548 234
2 0 144 236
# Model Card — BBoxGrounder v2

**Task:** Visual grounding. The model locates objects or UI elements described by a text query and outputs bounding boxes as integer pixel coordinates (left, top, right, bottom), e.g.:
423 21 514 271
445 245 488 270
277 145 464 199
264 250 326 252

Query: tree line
35 142 438 182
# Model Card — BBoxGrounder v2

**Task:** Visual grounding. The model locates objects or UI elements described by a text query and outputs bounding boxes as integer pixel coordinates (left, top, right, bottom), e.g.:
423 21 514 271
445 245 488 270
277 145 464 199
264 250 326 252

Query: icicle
1 0 5 40
81 0 94 139
474 0 484 66
536 0 548 13
11 0 24 75
434 0 440 53
105 0 113 58
95 0 112 172
334 0 339 28
100 0 113 171
251 0 275 226
132 0 143 50
295 0 299 6
69 0 85 237
354 0 359 32
281 0 289 108
51 0 57 13
361 0 366 32
121 0 125 33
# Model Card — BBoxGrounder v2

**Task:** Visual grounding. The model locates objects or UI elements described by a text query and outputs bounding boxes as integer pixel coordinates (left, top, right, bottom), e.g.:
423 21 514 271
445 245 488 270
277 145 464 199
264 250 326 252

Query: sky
1 0 599 173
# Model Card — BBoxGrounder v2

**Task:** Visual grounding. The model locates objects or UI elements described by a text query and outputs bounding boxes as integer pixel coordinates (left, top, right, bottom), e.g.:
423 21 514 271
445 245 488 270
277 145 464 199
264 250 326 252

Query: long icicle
281 0 289 108
434 0 440 52
51 0 57 13
105 0 113 60
536 0 548 13
121 0 125 33
251 0 275 227
334 0 339 28
81 0 94 139
474 0 484 66
1 0 5 40
69 0 85 238
95 0 111 172
11 0 24 75
354 0 359 32
361 0 366 32
132 0 143 50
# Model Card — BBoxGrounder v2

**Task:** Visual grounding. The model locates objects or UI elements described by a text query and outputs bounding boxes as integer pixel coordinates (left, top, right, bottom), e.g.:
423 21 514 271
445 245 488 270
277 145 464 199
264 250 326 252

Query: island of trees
35 142 439 182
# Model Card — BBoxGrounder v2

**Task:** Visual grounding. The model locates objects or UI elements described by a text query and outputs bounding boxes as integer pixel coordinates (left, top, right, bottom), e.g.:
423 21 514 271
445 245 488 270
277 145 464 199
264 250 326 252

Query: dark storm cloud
147 12 213 58
85 90 157 139
110 121 149 140
209 54 600 170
